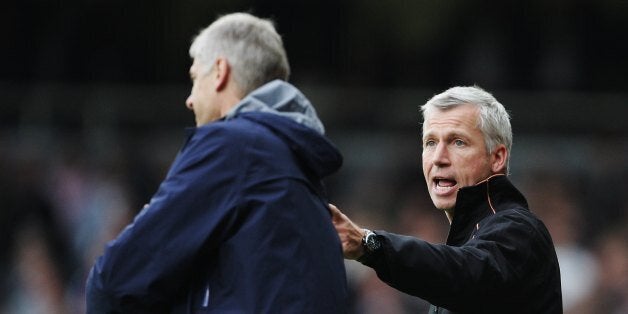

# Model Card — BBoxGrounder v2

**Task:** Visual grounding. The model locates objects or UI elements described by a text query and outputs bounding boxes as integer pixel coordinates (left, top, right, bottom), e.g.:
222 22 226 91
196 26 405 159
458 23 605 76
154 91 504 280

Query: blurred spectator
45 146 136 313
0 132 138 313
0 152 76 313
521 173 599 313
5 222 69 314
592 224 628 313
571 223 628 314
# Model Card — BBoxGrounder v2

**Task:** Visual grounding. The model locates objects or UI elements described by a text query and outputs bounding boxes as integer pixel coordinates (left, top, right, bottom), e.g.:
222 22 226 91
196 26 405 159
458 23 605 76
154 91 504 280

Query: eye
454 139 465 147
424 139 436 148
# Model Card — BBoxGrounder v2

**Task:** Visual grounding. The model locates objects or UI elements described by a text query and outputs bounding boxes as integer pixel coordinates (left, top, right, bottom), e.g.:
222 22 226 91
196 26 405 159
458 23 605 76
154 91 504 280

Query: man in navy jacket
86 13 348 313
331 86 562 313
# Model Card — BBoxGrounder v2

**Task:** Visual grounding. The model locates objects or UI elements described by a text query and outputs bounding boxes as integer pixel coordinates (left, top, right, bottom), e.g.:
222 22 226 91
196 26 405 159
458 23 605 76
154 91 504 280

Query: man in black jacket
331 86 562 313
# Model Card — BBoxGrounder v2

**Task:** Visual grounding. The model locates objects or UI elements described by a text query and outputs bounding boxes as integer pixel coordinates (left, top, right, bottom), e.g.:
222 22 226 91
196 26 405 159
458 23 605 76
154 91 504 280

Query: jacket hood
225 80 325 134
225 80 342 178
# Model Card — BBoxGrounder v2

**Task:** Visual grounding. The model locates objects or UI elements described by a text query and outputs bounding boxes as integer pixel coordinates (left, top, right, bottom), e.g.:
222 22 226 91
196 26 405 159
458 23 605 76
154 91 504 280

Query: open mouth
434 178 458 194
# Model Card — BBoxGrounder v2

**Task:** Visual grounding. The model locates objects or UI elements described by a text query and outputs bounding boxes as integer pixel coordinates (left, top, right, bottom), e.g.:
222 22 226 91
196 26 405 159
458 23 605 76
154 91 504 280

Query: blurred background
1 0 627 313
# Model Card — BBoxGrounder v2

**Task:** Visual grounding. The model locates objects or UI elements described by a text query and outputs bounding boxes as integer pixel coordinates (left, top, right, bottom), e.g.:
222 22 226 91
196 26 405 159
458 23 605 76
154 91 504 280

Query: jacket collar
446 175 529 246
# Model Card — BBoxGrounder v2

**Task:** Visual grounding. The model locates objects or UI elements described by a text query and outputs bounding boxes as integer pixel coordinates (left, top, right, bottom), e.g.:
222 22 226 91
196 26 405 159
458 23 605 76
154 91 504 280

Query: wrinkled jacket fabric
86 80 348 313
361 176 562 314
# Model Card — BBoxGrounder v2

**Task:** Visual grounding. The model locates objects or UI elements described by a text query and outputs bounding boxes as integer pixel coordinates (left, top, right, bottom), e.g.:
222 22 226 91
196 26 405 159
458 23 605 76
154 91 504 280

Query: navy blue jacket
86 81 348 313
361 176 562 314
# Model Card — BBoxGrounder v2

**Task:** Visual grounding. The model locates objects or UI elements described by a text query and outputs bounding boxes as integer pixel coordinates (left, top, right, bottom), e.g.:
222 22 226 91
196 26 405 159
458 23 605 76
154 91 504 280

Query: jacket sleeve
86 127 245 313
362 210 546 311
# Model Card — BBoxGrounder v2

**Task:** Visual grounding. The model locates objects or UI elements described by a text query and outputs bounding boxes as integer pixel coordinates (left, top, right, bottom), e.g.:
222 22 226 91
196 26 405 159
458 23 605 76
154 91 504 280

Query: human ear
213 58 230 91
491 144 508 173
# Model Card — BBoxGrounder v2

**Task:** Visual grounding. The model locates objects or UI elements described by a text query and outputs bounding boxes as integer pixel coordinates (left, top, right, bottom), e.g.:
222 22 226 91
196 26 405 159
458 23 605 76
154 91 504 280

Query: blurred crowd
1 121 627 314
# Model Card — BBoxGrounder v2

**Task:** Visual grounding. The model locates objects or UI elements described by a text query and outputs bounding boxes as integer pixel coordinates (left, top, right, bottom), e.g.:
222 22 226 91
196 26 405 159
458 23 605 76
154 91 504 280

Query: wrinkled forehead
188 60 199 77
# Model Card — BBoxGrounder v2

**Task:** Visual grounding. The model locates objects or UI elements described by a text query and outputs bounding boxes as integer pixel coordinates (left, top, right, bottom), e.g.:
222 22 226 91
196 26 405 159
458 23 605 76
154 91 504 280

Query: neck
219 86 244 118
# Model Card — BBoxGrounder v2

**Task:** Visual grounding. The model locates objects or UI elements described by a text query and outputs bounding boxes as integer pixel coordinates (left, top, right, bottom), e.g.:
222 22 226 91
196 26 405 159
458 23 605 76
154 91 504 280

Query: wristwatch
362 229 382 254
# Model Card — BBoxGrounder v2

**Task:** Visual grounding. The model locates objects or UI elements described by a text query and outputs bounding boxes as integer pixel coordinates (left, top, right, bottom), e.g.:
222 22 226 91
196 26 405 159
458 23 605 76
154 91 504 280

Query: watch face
366 233 381 252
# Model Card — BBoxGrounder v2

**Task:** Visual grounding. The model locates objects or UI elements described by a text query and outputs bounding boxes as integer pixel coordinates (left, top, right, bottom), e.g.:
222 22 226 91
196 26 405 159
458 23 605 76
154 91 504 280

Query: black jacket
361 175 562 314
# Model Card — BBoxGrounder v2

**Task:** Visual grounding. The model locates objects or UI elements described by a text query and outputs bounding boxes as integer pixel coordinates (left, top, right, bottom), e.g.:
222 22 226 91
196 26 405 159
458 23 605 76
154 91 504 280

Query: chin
432 198 455 211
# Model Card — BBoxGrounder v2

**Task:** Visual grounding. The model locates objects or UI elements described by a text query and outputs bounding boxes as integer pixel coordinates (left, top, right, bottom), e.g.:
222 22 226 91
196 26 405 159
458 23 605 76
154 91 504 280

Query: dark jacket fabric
361 175 562 314
86 80 348 313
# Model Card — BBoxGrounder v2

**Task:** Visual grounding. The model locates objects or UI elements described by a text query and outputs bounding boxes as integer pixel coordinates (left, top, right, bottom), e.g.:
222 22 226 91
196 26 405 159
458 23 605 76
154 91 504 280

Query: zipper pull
202 284 210 307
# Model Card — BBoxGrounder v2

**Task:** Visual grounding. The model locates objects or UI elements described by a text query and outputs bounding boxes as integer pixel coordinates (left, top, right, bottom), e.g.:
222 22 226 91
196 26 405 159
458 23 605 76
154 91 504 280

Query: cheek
421 153 430 177
459 155 491 181
193 89 209 109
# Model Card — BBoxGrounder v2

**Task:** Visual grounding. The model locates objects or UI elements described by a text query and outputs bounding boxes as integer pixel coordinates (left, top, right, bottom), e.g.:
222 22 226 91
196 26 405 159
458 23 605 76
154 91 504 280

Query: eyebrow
422 131 470 141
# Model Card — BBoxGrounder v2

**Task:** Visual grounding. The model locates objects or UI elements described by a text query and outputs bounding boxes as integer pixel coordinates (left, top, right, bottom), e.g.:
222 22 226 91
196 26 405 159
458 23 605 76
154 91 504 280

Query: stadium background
1 1 627 313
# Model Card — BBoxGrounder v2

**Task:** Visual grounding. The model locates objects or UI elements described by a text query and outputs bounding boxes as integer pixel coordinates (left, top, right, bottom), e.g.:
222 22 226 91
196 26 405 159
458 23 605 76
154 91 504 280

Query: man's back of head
189 13 291 97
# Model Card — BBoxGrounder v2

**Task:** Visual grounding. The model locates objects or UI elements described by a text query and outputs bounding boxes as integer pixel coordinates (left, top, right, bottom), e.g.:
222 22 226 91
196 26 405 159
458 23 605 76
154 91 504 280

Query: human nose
432 142 450 167
185 94 193 110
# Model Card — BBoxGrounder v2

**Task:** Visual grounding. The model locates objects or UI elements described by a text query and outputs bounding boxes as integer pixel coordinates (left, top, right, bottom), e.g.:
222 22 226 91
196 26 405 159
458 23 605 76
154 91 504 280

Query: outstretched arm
329 204 366 260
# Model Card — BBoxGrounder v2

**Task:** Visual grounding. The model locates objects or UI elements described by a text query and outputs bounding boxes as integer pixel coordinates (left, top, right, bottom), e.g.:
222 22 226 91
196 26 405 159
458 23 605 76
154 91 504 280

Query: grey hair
421 86 513 173
189 12 290 96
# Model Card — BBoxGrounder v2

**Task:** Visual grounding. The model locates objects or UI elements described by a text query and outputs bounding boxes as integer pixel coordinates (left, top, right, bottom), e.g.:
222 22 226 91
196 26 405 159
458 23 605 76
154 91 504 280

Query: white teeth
436 179 455 187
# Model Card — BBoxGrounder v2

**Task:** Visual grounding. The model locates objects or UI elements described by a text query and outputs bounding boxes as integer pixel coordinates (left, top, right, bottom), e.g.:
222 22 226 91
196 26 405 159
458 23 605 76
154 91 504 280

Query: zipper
202 284 210 307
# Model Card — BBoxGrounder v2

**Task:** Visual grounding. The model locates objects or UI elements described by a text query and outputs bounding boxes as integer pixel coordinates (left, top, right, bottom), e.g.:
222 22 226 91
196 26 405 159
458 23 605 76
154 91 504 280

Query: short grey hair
189 12 290 96
421 86 513 173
